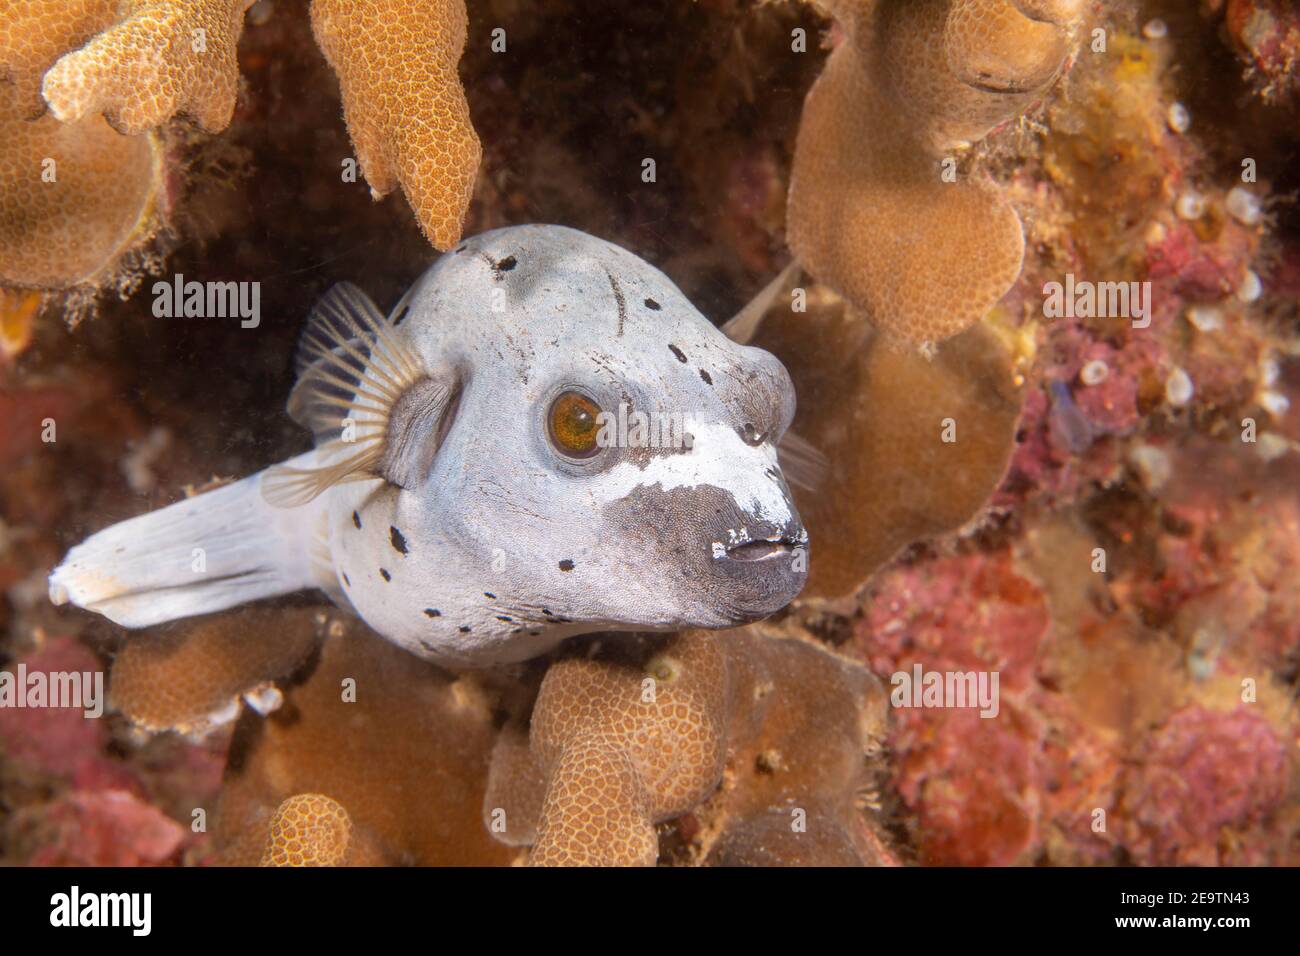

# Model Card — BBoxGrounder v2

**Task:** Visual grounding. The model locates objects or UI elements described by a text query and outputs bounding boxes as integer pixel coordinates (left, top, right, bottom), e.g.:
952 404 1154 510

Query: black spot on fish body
699 369 712 385
668 344 687 363
559 559 575 571
644 297 661 310
352 511 361 529
420 640 438 652
390 526 408 554
423 608 441 618
484 592 496 599
342 572 351 587
392 304 410 326
379 568 391 582
497 615 513 623
496 255 517 272
542 609 553 616
459 625 471 633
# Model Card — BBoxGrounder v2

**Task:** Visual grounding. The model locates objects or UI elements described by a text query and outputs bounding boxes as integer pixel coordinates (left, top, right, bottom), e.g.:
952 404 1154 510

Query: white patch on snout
598 420 794 525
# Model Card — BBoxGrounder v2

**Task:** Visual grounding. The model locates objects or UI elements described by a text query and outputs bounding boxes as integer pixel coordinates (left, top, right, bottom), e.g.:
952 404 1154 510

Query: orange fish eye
548 391 603 458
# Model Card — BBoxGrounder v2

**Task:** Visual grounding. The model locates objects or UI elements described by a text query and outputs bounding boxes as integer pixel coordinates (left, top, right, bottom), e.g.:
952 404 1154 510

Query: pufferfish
49 225 810 667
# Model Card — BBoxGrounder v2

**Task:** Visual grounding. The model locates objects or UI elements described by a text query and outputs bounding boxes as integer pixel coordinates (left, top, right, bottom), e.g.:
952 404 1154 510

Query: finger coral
787 0 1081 347
484 629 894 866
0 83 161 289
109 606 326 735
39 0 254 134
751 286 1023 598
261 793 356 867
311 0 481 250
214 612 514 866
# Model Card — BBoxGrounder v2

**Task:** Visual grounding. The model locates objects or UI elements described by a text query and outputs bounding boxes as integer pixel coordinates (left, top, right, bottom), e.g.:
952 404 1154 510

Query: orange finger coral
0 83 161 290
261 793 359 867
311 0 481 250
39 0 254 134
751 286 1023 598
484 629 894 866
787 0 1082 347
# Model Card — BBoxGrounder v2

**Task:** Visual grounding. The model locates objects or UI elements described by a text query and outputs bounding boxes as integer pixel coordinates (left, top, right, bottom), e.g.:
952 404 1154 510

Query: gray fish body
51 225 808 666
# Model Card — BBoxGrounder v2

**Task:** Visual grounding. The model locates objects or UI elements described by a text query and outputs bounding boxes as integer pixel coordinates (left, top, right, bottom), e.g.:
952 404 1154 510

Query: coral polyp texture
484 629 893 866
261 793 356 867
38 0 254 134
311 0 481 250
787 0 1081 347
0 84 161 289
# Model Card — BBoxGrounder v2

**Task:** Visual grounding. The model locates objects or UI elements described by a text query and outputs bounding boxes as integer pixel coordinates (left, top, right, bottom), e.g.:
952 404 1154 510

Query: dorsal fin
264 282 429 508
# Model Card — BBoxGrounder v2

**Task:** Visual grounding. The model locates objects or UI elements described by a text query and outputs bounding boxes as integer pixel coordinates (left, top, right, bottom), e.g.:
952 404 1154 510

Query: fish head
399 224 808 637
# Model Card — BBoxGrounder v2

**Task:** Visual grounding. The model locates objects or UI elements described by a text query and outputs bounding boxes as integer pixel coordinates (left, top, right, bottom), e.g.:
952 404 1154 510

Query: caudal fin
48 453 336 628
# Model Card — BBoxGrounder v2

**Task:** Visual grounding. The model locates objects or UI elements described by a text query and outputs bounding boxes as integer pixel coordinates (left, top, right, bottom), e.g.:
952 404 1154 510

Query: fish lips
707 518 809 622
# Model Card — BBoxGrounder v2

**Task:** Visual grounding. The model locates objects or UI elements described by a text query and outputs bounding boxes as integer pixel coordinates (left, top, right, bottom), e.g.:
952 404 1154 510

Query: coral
1120 705 1290 866
261 793 356 867
109 606 326 735
7 789 187 866
787 0 1081 346
0 0 117 114
1222 0 1300 102
311 0 480 250
39 0 254 134
751 287 1023 598
0 82 161 289
485 629 893 866
213 613 513 866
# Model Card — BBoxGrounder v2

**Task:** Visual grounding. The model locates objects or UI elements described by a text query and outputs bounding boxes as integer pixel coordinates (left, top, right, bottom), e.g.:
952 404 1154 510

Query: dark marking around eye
668 344 687 363
559 559 575 571
424 608 441 618
496 255 517 272
484 591 497 599
644 297 661 310
352 511 361 529
379 568 391 582
459 625 471 633
390 526 408 555
699 369 712 385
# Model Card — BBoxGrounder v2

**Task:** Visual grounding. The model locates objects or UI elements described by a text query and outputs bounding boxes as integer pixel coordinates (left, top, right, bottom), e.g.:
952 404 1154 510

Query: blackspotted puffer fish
49 225 809 666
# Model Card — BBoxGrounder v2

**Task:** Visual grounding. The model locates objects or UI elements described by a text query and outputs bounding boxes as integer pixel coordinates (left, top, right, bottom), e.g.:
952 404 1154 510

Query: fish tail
48 452 335 628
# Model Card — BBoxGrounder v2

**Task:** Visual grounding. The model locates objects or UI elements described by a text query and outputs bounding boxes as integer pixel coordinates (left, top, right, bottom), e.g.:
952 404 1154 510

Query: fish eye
547 391 603 459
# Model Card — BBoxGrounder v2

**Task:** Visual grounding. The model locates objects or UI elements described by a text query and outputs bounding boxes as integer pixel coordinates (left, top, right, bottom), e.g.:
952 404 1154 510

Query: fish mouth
712 524 808 567
724 538 797 562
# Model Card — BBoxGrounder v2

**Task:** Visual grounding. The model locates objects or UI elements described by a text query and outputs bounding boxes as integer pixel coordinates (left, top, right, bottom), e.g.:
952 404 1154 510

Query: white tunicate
1236 269 1262 303
1080 359 1110 386
1165 367 1194 406
1260 356 1280 387
1167 102 1190 134
1226 186 1262 226
1175 190 1205 220
1142 18 1168 40
1261 391 1290 417
1129 444 1171 492
1185 304 1222 332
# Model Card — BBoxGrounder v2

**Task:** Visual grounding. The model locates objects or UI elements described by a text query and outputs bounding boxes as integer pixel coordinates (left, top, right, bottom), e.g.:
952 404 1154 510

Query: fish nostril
740 423 764 446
